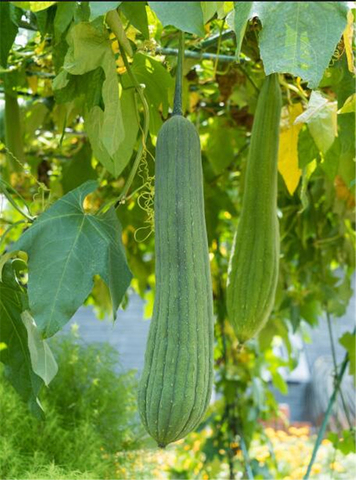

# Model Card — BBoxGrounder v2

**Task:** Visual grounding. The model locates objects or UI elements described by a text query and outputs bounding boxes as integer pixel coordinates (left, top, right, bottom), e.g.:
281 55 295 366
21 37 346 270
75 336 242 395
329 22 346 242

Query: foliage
0 331 145 479
0 1 355 477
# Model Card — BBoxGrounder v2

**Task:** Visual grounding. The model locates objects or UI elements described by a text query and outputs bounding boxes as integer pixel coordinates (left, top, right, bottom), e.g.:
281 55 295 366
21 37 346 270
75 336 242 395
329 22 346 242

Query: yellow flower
321 439 331 446
219 449 226 455
311 463 322 474
330 462 344 472
203 475 209 480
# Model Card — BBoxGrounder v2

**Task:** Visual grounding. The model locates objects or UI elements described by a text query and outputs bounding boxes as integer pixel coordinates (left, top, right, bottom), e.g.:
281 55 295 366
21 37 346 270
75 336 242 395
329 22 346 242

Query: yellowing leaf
278 103 303 195
343 10 355 74
13 2 56 12
26 75 38 94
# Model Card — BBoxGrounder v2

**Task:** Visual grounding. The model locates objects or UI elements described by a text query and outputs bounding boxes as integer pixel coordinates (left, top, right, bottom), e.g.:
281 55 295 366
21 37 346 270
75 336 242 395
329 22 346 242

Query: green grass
0 330 147 479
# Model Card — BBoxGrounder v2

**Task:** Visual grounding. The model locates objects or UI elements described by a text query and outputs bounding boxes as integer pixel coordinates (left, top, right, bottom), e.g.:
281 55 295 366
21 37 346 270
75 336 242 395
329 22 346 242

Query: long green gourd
226 74 282 344
138 33 214 448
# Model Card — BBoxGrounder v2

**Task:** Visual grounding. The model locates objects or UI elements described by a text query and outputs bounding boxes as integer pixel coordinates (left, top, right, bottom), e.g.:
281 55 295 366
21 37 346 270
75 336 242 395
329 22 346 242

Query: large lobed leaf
234 2 349 88
11 181 132 338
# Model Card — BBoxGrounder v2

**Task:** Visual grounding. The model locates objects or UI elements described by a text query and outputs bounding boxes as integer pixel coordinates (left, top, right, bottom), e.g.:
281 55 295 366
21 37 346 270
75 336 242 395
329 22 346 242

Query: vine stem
0 180 34 222
173 31 185 116
303 350 350 480
114 48 150 207
239 434 254 480
326 310 353 429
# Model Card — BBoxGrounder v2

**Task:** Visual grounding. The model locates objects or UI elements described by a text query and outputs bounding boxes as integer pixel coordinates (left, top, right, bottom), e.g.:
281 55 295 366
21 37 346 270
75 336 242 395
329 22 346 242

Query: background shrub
0 330 146 479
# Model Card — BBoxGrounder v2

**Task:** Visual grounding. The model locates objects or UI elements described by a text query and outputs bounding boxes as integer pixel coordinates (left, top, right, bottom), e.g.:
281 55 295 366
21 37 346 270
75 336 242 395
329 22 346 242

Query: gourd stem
173 31 185 116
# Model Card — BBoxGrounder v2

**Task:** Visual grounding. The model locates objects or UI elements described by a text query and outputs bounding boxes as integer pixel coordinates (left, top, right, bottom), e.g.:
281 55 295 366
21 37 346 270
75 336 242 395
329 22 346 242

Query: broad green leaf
61 22 124 156
89 1 121 21
54 1 76 41
234 2 253 57
204 117 246 175
21 310 58 386
253 2 349 88
120 2 149 39
201 2 219 23
278 103 303 195
24 101 49 139
85 86 139 176
0 3 21 67
339 331 355 376
148 2 205 36
0 262 43 417
11 181 132 338
12 2 56 12
294 91 338 154
121 52 174 135
321 138 340 180
297 125 319 169
53 67 105 108
62 142 97 194
338 94 355 115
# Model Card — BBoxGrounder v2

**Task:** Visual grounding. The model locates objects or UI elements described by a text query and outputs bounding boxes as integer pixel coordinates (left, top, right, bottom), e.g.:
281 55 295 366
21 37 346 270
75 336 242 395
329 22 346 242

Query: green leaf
62 142 97 194
85 85 139 176
61 22 125 156
54 67 105 108
0 3 20 67
201 2 219 23
11 181 132 338
329 429 356 455
254 2 349 88
295 91 338 154
339 331 355 376
89 1 121 21
234 2 253 57
54 1 76 41
205 117 246 174
121 52 174 135
321 138 340 180
338 94 355 114
271 370 288 395
12 1 56 12
148 1 205 36
0 262 43 417
120 2 149 39
21 310 58 386
297 126 319 169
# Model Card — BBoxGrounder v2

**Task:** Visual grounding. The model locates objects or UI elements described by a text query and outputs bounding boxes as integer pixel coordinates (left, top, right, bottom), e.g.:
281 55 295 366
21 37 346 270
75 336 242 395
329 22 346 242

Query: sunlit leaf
12 2 56 12
338 94 355 114
295 91 338 154
21 310 58 386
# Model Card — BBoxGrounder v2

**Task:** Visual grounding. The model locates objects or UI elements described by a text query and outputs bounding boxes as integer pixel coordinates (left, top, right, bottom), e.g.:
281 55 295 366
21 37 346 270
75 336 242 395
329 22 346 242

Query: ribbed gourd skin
226 74 282 344
138 115 214 448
